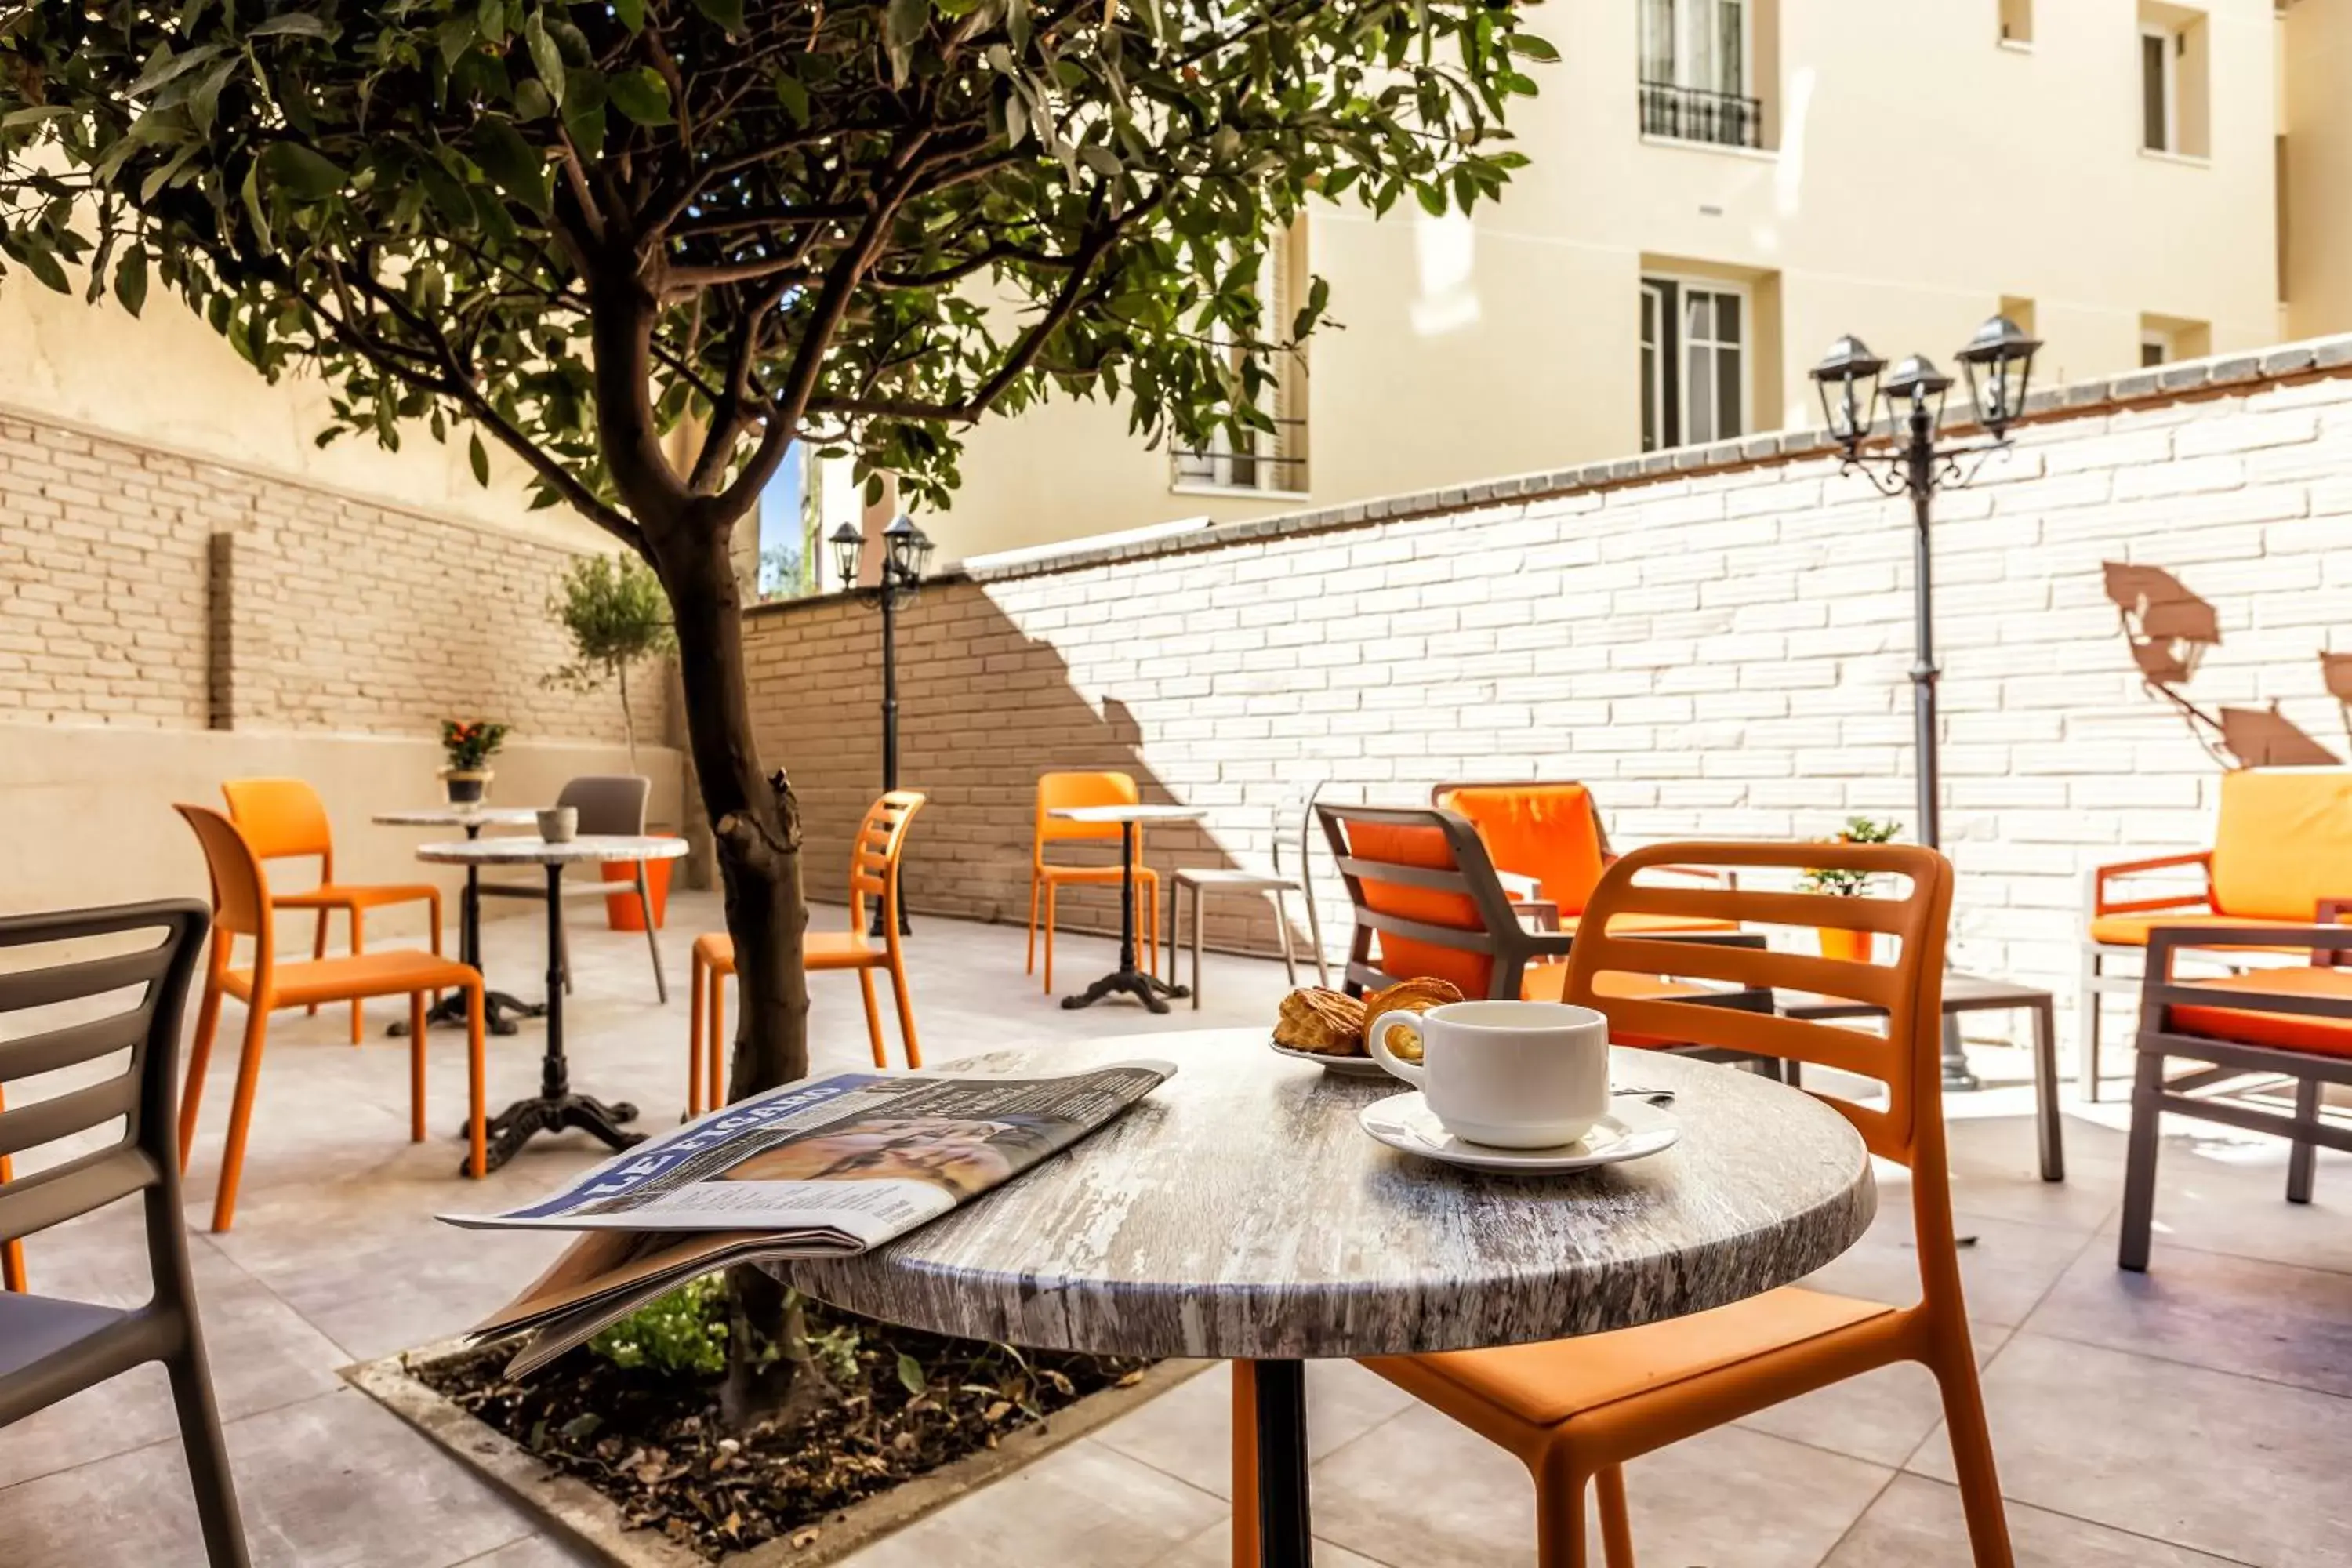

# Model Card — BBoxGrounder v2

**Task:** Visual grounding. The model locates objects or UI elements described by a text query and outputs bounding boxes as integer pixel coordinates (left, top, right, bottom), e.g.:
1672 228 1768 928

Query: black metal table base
394 986 540 1038
1062 970 1189 1014
1252 1360 1314 1567
468 1091 642 1177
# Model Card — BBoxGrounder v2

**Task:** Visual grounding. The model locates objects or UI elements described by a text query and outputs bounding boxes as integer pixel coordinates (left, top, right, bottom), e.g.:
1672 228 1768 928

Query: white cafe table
1048 802 1205 1013
414 833 686 1173
780 1030 1877 1568
373 806 543 1036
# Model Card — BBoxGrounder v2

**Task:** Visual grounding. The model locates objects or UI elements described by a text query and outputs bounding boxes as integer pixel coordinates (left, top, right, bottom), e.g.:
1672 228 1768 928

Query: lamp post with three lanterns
830 514 934 937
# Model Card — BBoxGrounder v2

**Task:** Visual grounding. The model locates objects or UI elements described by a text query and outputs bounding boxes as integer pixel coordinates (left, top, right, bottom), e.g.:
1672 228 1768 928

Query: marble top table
414 836 687 1172
1047 803 1206 1014
783 1030 1873 1568
373 807 546 1038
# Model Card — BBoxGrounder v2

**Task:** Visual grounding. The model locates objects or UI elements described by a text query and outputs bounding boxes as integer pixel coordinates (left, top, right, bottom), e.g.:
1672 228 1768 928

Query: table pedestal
390 823 543 1039
1062 822 1189 1014
1251 1360 1314 1567
466 862 642 1174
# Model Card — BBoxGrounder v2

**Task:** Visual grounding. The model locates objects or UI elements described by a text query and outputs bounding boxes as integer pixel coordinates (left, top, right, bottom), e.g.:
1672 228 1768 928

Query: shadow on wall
2105 561 2343 768
751 583 1297 960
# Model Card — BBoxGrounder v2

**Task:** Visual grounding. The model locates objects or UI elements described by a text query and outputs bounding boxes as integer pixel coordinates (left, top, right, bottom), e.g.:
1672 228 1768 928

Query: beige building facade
931 0 2327 562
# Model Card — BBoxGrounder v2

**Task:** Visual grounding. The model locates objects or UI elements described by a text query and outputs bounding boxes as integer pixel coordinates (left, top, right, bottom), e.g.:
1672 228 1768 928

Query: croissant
1274 988 1368 1056
1363 976 1465 1063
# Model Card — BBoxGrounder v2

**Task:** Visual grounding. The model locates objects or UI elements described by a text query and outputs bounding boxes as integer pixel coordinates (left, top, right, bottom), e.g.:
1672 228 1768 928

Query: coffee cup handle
1369 1012 1428 1087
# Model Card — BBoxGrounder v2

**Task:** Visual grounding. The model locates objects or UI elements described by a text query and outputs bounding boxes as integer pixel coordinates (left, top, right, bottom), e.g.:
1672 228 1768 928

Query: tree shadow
2103 561 2339 768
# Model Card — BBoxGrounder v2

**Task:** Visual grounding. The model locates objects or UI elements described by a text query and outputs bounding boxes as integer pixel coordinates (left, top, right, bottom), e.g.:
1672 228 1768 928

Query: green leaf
470 116 551 215
469 431 491 486
112 246 149 318
186 55 238 140
525 13 567 104
612 0 645 30
6 238 70 295
129 42 227 96
261 142 347 201
246 13 337 39
1510 34 1559 63
691 0 747 34
607 67 673 126
0 105 74 129
239 160 274 249
773 72 810 127
896 1352 927 1397
1414 181 1447 217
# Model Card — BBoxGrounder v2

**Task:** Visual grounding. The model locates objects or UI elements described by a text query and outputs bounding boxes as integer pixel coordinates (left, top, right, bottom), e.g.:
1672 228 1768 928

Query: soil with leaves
419 1280 1149 1561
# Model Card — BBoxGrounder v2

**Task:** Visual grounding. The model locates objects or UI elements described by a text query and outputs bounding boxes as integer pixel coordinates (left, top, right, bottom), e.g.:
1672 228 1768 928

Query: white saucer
1358 1092 1680 1173
1269 1039 1396 1078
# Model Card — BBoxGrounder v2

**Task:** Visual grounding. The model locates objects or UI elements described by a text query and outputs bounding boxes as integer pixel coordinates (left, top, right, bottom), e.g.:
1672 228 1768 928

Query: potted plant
439 720 508 804
546 554 681 929
1800 816 1901 962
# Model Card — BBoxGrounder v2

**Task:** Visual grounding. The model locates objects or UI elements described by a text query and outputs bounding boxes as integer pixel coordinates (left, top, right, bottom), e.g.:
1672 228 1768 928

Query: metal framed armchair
0 899 250 1565
1166 782 1333 1007
477 774 668 1002
1432 781 1740 937
2119 912 2352 1270
2081 766 2352 1098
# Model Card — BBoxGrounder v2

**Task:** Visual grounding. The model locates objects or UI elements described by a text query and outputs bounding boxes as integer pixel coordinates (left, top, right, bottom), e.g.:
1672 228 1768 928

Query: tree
1 0 1548 1414
548 550 675 770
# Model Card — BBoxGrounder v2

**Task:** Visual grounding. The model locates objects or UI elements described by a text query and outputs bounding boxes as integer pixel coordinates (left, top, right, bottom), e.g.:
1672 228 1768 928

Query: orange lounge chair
689 792 926 1115
1028 771 1161 993
1232 841 2013 1568
176 806 486 1232
221 779 445 1046
2081 766 2352 1098
2120 913 2352 1269
1432 781 1740 939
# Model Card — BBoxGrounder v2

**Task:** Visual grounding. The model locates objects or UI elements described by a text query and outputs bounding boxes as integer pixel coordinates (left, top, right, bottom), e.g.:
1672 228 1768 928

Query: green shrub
588 1276 728 1380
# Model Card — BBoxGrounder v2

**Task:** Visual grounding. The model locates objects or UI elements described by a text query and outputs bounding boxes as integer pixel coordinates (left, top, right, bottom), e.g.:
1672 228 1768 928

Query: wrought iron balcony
1639 80 1763 151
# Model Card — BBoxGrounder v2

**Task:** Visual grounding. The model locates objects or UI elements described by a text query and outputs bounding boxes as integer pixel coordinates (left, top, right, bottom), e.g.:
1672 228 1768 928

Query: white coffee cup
537 806 579 844
1370 1000 1611 1149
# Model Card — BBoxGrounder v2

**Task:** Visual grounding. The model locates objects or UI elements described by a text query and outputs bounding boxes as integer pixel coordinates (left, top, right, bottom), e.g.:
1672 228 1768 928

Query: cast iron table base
1061 820 1189 1014
390 822 542 1038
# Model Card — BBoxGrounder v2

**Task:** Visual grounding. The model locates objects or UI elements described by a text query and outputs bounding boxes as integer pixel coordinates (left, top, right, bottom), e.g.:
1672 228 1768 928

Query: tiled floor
2 894 2347 1567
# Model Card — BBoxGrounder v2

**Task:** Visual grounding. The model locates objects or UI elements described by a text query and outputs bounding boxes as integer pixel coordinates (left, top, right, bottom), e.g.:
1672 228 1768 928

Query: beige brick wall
744 340 2352 1050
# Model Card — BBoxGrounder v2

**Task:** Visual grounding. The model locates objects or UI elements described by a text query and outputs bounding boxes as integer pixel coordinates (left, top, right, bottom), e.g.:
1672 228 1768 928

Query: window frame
1170 224 1312 499
1644 0 1752 98
2140 328 2173 368
2140 24 2178 154
1639 271 1751 453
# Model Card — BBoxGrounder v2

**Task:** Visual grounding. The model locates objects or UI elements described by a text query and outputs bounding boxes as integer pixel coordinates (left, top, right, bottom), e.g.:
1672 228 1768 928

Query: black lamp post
831 514 935 936
1810 314 2040 1091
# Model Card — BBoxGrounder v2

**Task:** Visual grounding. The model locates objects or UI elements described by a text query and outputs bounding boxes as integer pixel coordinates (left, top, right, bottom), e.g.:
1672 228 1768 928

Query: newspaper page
441 1060 1174 1243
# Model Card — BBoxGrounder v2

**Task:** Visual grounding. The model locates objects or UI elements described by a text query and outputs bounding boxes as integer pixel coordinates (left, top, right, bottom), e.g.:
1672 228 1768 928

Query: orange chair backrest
221 778 335 868
1034 771 1141 861
1434 782 1612 916
1316 804 1523 1000
850 791 927 938
2211 767 2352 921
175 804 274 947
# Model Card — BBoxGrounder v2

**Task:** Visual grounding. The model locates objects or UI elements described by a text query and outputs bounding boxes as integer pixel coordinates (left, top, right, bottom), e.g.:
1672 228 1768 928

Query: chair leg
1595 1464 1636 1568
2032 997 2063 1183
1533 1450 1592 1568
180 965 227 1174
637 870 668 1002
856 969 886 1068
347 906 366 1045
2288 1076 2321 1204
1192 883 1207 1010
426 889 447 1009
2118 1046 2167 1271
1272 889 1300 988
1930 1345 2017 1568
165 1324 252 1566
1168 879 1181 1003
1043 882 1058 993
688 949 707 1119
0 1091 21 1289
465 983 488 1180
307 909 328 1016
408 993 426 1142
887 958 922 1070
1231 1363 1260 1568
1025 875 1041 976
209 1002 273 1232
710 967 728 1110
2078 946 2104 1103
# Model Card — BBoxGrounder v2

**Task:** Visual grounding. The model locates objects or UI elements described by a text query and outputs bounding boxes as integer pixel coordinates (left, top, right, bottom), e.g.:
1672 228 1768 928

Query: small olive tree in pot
548 552 675 773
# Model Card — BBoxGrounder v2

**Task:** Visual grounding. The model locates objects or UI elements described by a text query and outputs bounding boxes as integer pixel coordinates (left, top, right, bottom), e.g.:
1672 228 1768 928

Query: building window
2139 311 2210 368
1639 275 1747 452
1639 0 1762 151
1173 225 1309 495
2140 27 2176 151
1999 0 2034 45
2140 332 2169 368
2138 5 2209 158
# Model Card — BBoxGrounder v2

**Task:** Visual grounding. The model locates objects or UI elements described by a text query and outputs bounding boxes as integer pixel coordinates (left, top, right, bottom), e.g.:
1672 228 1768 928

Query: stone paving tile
835 1439 1224 1568
1821 1474 2252 1567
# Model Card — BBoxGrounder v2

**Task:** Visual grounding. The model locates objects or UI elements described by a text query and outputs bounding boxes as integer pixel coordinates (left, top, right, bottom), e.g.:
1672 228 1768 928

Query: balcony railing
1639 80 1763 151
1174 416 1309 493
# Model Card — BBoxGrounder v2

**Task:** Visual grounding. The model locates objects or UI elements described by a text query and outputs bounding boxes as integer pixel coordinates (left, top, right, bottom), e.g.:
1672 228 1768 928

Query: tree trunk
617 659 637 775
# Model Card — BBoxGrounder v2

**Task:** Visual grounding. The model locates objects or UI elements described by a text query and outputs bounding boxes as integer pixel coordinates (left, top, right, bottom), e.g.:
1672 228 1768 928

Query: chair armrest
1494 869 1541 901
2090 850 2213 918
1512 899 1562 934
2317 900 2352 967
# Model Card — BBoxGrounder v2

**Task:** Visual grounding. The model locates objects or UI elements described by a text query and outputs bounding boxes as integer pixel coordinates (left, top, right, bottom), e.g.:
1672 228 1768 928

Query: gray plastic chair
0 898 249 1566
476 775 668 1001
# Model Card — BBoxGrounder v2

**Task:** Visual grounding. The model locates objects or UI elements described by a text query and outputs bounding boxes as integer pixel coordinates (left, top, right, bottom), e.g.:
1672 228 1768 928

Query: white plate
1358 1092 1680 1173
1269 1039 1396 1078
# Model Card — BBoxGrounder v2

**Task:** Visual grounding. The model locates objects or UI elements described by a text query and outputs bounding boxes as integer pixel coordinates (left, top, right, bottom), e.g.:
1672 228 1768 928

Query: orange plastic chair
1028 772 1162 993
689 792 927 1114
176 806 487 1232
1433 782 1740 938
221 779 445 1046
1232 840 2013 1568
0 1083 19 1293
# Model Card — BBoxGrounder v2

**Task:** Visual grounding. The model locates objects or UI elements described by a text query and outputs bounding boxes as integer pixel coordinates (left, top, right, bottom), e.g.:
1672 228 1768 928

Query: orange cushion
1439 785 1609 916
2211 768 2352 921
2088 912 2321 948
2167 967 2352 1059
1372 1286 1895 1427
1347 820 1497 999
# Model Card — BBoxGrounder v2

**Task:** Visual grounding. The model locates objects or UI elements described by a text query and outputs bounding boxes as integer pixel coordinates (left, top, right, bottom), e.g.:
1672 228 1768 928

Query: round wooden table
782 1030 1876 1566
373 807 543 1036
416 834 687 1173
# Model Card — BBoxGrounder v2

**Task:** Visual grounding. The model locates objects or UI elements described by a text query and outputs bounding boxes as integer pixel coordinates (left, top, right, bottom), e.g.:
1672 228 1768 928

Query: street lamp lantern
1880 354 1954 441
1809 334 1887 456
829 521 865 590
882 514 934 584
1954 314 2042 439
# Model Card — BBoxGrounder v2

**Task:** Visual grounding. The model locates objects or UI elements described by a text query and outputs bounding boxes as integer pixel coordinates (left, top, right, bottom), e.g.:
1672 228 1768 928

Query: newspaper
446 1060 1174 1377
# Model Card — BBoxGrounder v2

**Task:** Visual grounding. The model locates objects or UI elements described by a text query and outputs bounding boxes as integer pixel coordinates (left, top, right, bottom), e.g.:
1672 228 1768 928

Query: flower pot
1815 925 1873 964
604 834 680 931
441 768 492 805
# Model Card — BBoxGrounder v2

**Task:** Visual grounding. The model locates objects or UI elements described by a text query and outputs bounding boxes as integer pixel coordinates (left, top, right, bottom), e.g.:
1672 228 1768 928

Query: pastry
1363 976 1465 1062
1274 988 1367 1056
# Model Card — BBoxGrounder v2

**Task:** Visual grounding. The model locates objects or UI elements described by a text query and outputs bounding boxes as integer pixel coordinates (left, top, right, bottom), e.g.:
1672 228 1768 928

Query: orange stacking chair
1028 772 1162 993
1432 782 1739 938
1233 841 2013 1568
0 1084 19 1293
2081 767 2352 1098
221 779 445 1045
689 792 927 1115
176 806 486 1232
